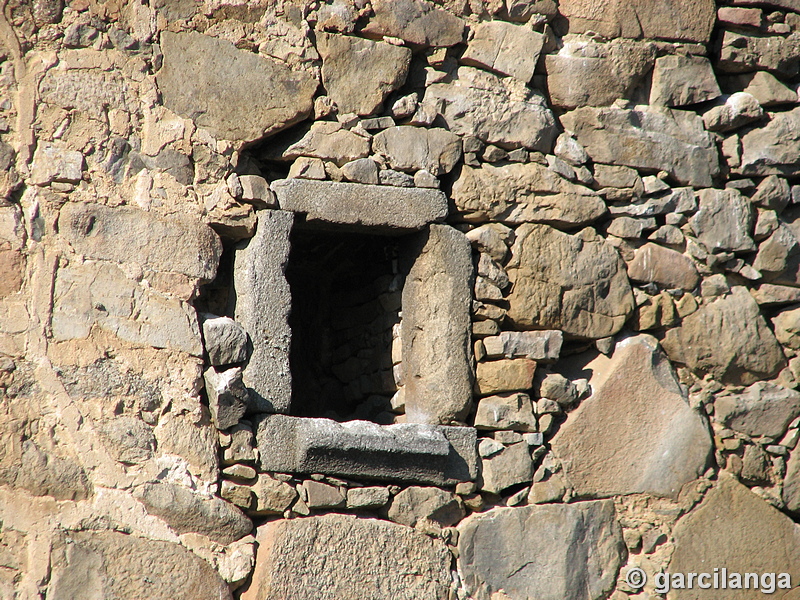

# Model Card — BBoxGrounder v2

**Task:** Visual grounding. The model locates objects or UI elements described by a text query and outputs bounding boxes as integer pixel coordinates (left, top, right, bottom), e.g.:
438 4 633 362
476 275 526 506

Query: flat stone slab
254 414 477 485
272 179 448 232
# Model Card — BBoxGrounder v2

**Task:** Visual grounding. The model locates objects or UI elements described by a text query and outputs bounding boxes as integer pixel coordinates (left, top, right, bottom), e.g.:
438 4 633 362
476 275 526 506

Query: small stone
482 330 563 362
391 93 418 119
752 175 790 212
703 93 764 132
379 169 415 187
482 145 508 163
360 116 395 131
539 373 578 407
303 480 346 509
30 145 84 185
690 188 755 254
373 126 462 176
221 480 254 509
527 475 566 504
478 437 504 458
239 175 276 208
554 133 588 166
462 20 544 83
340 158 380 184
346 486 391 509
626 243 700 291
222 464 257 481
474 393 537 432
203 367 249 431
546 154 576 181
200 314 249 366
250 474 297 515
716 382 800 440
607 216 655 238
479 441 534 494
414 169 439 188
288 156 327 180
475 359 537 396
387 486 464 527
650 54 720 107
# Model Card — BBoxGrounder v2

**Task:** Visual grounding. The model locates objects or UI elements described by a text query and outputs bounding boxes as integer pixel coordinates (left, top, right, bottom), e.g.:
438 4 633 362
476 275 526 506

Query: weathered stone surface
250 474 297 515
98 416 155 465
784 449 800 513
373 127 462 176
452 162 606 227
479 441 534 494
650 54 720 107
719 30 800 77
506 224 634 339
774 305 800 349
59 203 221 280
552 335 712 498
281 122 370 167
626 243 700 290
273 179 447 231
0 244 23 299
254 414 478 485
670 474 800 600
387 486 464 527
559 0 715 42
753 222 800 280
474 392 537 431
362 0 465 46
242 514 452 600
401 225 473 424
546 38 656 109
663 286 786 385
561 106 719 187
233 210 293 413
134 482 252 545
458 500 625 600
482 330 563 361
691 188 755 253
47 530 233 600
737 70 797 107
29 144 84 185
52 261 203 355
239 175 276 207
157 31 317 142
462 21 544 83
204 367 248 430
347 486 390 509
426 67 558 152
200 314 248 366
739 107 800 176
304 480 345 509
341 158 379 184
715 382 800 439
753 175 791 212
703 92 764 132
475 359 537 396
317 32 410 116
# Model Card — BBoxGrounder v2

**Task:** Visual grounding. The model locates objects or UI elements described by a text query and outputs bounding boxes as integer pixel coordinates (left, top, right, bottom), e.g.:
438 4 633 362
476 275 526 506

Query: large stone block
58 203 222 280
559 0 716 43
272 179 448 232
714 382 800 440
253 414 477 485
402 225 473 424
739 108 800 177
457 500 625 600
361 0 465 47
719 30 800 78
551 335 712 499
561 106 719 188
241 514 452 600
47 530 232 600
157 31 317 143
373 126 462 176
462 21 544 83
233 210 293 413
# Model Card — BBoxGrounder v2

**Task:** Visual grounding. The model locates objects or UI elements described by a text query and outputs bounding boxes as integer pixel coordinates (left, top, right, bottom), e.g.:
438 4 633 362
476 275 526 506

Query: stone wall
3 0 800 598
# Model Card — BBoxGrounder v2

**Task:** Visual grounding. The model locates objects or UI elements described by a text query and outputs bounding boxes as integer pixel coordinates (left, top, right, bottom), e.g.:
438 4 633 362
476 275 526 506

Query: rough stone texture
157 31 317 143
242 514 452 600
773 305 800 349
475 359 537 396
273 179 448 231
457 501 625 600
402 225 474 424
719 30 800 78
451 162 606 227
481 330 563 361
669 474 800 600
462 21 544 83
474 393 537 431
784 450 800 513
52 261 203 355
251 474 298 515
30 144 84 184
254 414 478 485
662 286 786 385
559 0 716 42
233 210 293 413
387 486 464 527
58 202 222 280
203 367 248 430
506 224 634 339
317 33 411 116
650 54 720 107
545 38 656 109
739 107 800 176
347 486 390 509
47 530 233 600
281 122 371 167
703 92 764 132
362 0 465 46
134 482 252 545
715 382 800 439
561 106 719 187
98 416 156 465
626 243 700 290
551 335 712 499
737 71 797 107
200 315 248 366
692 188 755 254
373 127 462 176
426 67 558 152
479 441 534 494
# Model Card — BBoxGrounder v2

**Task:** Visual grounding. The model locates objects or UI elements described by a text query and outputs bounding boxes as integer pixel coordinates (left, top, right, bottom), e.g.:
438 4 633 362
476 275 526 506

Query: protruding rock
481 330 563 361
702 92 763 132
462 21 544 83
157 31 317 143
561 106 719 187
479 441 534 494
715 382 800 440
200 314 248 366
551 335 712 499
281 122 370 167
30 144 84 185
474 393 537 431
475 359 537 396
317 32 411 116
362 0 465 47
387 486 464 527
242 514 452 600
690 188 755 253
650 54 720 107
373 127 462 176
739 107 800 176
662 286 786 385
203 367 248 430
626 243 700 290
718 30 800 78
506 224 634 339
426 67 558 152
458 500 625 600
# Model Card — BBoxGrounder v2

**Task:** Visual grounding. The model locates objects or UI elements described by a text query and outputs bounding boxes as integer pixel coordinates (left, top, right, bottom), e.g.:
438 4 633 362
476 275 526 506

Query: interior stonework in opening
286 226 403 421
